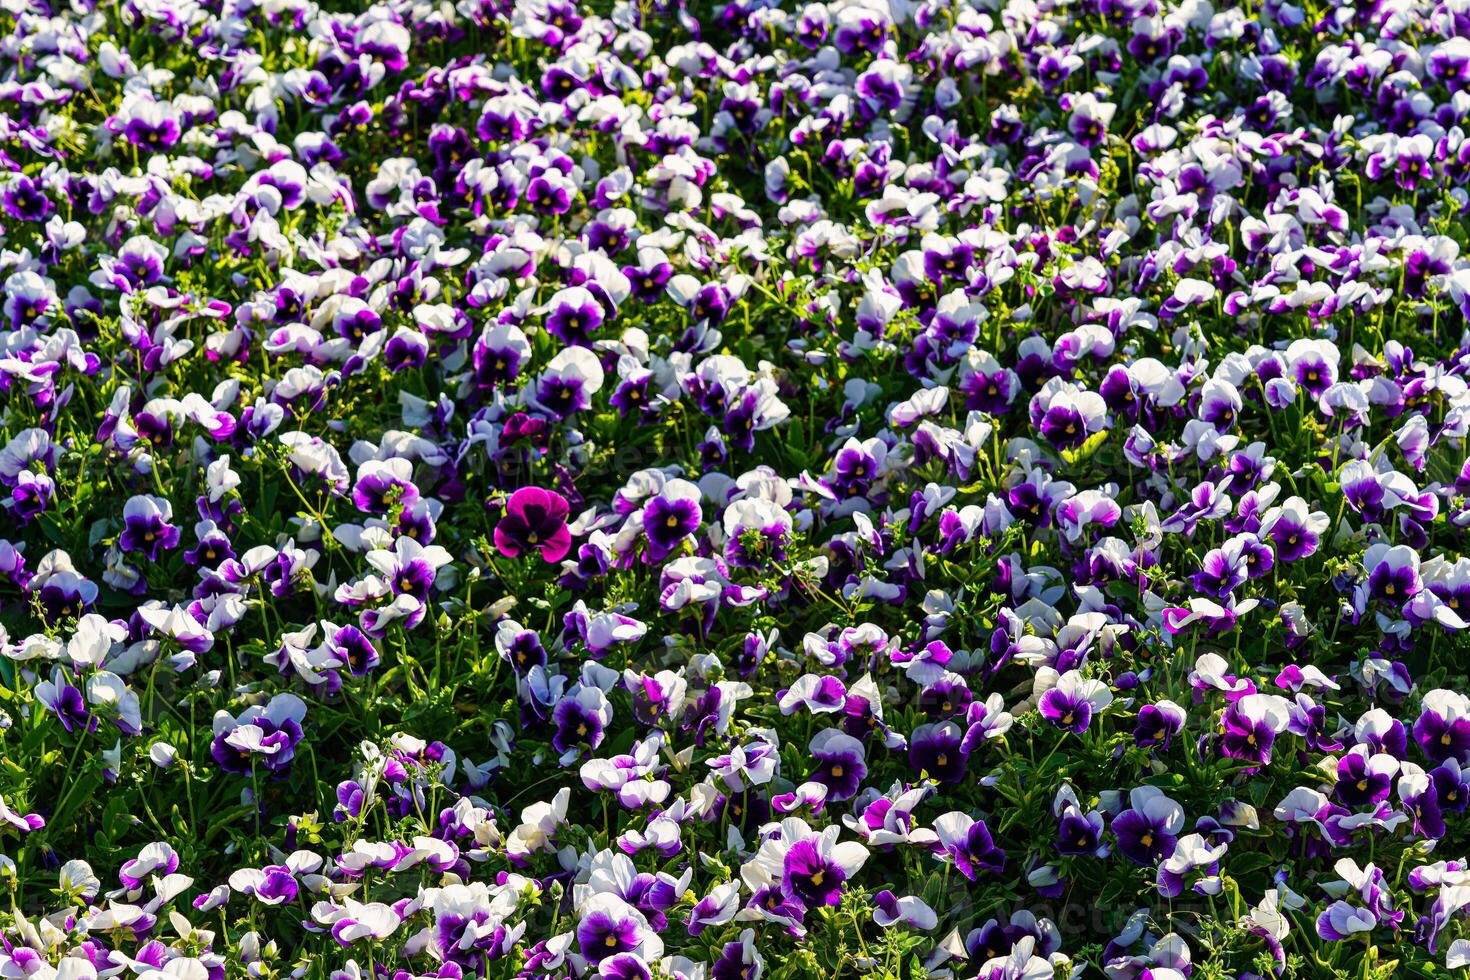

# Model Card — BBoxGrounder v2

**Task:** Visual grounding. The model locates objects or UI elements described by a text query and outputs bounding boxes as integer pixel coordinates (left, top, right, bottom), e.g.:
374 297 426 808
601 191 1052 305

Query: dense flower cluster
4 0 1470 976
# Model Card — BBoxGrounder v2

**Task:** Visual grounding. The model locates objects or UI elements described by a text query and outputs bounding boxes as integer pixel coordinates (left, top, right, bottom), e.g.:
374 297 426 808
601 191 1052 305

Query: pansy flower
933 811 1005 880
119 495 180 560
1036 669 1113 734
495 487 572 562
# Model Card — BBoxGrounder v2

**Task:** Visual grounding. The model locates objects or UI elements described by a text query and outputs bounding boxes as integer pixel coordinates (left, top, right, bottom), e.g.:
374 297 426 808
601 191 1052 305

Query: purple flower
779 674 848 715
908 721 968 783
965 913 1062 964
1111 787 1185 865
1315 902 1376 941
598 954 651 980
122 104 181 149
1334 748 1398 806
1030 380 1108 450
933 812 1005 880
826 437 887 499
32 569 98 621
576 898 645 964
323 623 379 677
1433 759 1470 814
959 356 1019 414
184 523 236 568
685 882 740 938
1197 379 1242 431
209 693 307 775
119 842 180 889
1133 700 1186 749
368 536 451 604
780 830 868 909
711 930 763 980
1155 833 1227 898
351 459 420 514
1 176 52 222
495 487 572 562
1286 339 1338 397
1037 670 1112 734
0 796 43 834
1363 543 1421 604
36 668 92 734
872 890 937 930
1399 765 1446 839
543 286 605 346
7 471 54 524
120 494 180 560
1219 694 1291 766
1191 540 1249 598
1414 691 1470 764
722 498 792 568
471 323 531 391
1007 469 1072 527
1054 790 1108 857
808 729 866 802
641 479 702 560
552 687 612 760
535 347 604 417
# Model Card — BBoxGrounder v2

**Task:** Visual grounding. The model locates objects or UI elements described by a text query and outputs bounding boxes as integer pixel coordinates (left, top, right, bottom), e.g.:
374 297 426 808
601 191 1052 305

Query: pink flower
494 487 572 562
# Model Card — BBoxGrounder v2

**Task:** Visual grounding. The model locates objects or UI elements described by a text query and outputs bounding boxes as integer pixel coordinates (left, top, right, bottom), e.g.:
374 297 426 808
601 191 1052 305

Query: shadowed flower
120 495 180 560
933 811 1005 880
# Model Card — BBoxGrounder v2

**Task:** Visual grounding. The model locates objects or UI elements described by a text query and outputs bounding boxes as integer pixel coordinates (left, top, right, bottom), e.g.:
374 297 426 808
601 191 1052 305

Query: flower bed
3 0 1470 977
